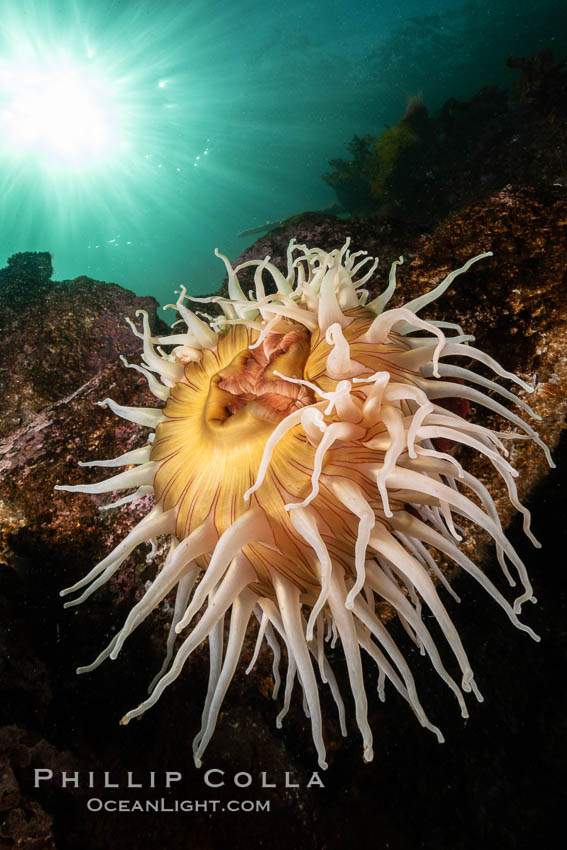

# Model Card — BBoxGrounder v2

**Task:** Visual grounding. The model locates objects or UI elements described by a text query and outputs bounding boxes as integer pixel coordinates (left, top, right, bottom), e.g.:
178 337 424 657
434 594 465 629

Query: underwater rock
0 360 162 600
0 256 168 439
5 251 53 286
0 184 565 848
0 726 78 850
323 55 567 223
323 99 431 216
228 211 421 299
507 49 567 106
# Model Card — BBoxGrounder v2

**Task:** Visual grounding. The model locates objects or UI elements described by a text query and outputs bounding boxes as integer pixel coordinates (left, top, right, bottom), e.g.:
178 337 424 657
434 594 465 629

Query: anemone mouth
56 239 553 770
209 322 316 426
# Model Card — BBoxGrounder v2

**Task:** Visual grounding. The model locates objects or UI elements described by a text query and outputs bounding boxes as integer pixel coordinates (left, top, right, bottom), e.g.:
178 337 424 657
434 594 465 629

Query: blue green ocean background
1 0 565 309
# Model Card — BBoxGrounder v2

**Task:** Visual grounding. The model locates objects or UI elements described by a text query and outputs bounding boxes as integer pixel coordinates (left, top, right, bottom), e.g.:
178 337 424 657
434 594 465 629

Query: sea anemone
56 239 553 769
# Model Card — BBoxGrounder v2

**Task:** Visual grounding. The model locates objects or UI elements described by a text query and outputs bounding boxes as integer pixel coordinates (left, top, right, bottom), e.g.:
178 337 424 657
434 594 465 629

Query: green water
1 0 565 314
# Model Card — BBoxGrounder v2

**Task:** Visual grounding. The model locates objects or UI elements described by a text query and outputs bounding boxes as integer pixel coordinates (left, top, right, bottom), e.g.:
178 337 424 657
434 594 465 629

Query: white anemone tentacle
78 445 152 469
288 505 333 642
96 398 165 429
403 252 493 314
109 520 217 660
132 310 185 384
389 511 540 642
164 285 219 349
369 524 481 698
418 378 554 466
327 478 375 610
175 507 270 632
121 556 257 727
326 566 374 762
365 559 468 714
272 572 328 769
193 587 257 767
351 598 445 741
192 603 225 753
55 461 157 495
60 506 175 600
120 356 171 401
148 567 200 692
362 307 447 377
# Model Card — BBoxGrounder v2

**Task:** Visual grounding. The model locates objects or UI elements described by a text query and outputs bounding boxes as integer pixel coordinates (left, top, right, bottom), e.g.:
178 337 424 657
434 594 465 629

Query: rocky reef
323 52 567 222
1 69 566 850
0 253 168 439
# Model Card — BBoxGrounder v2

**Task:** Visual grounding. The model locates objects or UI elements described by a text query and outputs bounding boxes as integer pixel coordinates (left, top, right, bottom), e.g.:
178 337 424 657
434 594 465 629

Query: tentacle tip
363 747 374 763
120 716 130 726
461 667 476 693
76 666 87 675
276 719 283 729
174 623 184 634
318 758 328 771
63 600 76 609
194 757 202 768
